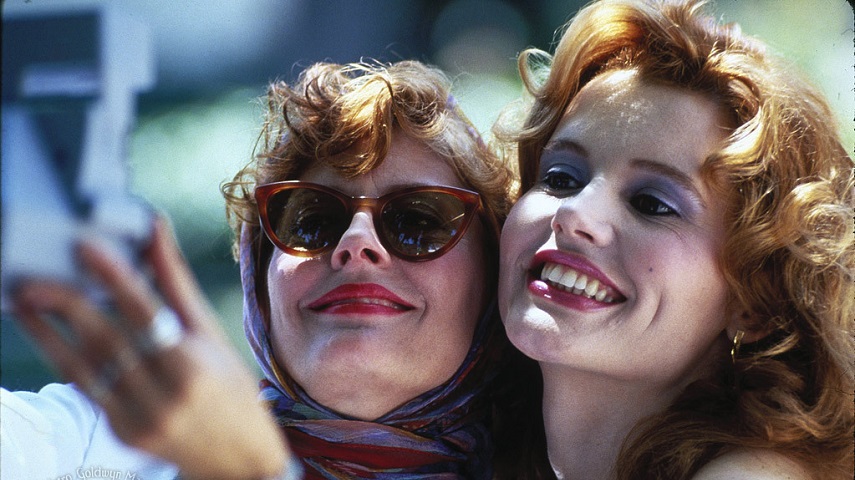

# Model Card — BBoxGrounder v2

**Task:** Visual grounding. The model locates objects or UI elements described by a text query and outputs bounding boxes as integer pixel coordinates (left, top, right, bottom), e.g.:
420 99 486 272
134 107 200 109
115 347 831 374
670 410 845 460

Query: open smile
538 262 621 303
528 251 627 307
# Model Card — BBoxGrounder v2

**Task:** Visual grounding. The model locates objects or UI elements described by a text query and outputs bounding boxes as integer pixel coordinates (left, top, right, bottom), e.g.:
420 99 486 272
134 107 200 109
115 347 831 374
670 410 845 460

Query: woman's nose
330 209 393 269
551 185 616 247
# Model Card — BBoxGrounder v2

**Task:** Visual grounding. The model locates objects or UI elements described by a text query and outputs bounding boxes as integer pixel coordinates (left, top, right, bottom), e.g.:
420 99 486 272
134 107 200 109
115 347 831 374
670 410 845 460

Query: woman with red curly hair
498 0 854 478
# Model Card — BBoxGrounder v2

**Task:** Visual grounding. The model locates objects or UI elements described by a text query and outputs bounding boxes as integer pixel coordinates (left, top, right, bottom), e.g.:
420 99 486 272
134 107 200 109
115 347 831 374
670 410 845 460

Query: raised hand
13 216 292 480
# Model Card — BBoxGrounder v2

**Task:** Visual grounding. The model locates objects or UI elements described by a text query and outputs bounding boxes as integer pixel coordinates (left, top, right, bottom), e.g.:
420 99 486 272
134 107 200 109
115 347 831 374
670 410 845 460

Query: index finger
144 216 221 338
77 239 160 331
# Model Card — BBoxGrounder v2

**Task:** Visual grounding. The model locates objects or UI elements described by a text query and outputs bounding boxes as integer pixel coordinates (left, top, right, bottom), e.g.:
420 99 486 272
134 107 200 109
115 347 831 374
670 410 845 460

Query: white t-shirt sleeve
1 383 178 480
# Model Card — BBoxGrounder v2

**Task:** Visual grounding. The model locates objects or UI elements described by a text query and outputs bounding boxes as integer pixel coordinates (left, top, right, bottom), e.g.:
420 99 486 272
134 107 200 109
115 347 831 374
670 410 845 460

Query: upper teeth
540 262 617 303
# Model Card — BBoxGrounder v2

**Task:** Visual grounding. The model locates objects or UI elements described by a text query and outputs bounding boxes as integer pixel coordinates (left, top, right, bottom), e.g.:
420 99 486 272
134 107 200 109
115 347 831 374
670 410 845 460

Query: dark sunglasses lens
266 188 348 253
381 191 469 257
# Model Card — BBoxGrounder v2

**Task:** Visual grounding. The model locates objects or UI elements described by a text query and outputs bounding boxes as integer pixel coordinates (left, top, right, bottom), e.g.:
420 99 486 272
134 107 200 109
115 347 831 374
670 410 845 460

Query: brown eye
542 168 583 192
631 194 677 216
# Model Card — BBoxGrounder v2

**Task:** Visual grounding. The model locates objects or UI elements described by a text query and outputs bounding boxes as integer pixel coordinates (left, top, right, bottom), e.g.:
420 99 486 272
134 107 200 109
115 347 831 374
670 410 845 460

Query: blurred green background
2 0 852 391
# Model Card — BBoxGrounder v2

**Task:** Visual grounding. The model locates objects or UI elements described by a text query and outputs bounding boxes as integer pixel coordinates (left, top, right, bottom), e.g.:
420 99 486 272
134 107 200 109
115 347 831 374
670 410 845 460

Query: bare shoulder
691 449 812 480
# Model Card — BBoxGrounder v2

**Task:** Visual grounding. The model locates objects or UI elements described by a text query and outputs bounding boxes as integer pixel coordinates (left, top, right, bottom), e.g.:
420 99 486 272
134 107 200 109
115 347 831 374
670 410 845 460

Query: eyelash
539 169 680 218
630 194 678 216
541 169 583 192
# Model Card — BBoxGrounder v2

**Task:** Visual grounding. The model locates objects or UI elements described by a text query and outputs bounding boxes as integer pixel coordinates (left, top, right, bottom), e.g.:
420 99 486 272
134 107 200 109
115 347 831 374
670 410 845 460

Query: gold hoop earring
731 330 745 364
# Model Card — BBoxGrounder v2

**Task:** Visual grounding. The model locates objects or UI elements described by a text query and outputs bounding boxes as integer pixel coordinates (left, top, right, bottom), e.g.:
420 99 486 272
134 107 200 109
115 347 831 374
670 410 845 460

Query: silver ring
87 347 139 403
138 306 185 354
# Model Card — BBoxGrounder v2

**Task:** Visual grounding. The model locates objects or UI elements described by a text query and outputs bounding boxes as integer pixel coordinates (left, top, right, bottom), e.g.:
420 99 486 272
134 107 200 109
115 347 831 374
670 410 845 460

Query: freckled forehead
598 69 654 114
559 70 726 154
572 72 671 123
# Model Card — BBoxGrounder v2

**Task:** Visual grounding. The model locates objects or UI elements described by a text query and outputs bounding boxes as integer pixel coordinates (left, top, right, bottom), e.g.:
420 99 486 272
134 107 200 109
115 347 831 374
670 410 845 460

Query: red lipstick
308 283 415 315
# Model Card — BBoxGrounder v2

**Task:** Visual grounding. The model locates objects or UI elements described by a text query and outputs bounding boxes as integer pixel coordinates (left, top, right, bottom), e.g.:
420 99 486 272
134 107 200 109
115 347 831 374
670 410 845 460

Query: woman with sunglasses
220 59 550 478
497 0 854 479
6 60 548 479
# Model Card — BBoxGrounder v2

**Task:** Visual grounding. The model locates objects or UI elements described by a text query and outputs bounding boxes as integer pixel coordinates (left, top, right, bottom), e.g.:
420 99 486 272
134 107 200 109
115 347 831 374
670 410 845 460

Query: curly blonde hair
222 60 513 270
508 0 854 478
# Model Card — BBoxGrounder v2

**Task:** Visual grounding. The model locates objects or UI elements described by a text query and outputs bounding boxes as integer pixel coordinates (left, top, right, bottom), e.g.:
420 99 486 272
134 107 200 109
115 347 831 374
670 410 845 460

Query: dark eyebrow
630 158 707 208
543 139 707 208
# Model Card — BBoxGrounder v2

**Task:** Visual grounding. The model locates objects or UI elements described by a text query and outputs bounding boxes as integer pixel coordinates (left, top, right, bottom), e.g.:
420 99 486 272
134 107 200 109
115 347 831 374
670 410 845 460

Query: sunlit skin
266 132 488 421
498 70 739 478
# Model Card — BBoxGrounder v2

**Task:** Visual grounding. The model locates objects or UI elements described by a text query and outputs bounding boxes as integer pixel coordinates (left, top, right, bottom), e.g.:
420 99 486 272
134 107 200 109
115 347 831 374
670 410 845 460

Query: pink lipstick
528 250 626 310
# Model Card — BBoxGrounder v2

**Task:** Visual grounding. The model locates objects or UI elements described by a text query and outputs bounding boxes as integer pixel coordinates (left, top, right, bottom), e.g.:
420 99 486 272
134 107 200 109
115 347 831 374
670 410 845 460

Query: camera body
2 4 155 310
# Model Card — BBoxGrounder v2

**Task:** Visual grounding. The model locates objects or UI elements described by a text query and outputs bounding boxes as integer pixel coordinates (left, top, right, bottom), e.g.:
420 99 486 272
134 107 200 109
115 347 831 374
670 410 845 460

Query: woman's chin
500 303 558 349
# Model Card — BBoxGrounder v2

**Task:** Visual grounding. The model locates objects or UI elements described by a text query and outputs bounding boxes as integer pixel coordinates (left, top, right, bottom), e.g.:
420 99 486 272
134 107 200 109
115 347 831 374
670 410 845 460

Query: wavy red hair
507 0 854 478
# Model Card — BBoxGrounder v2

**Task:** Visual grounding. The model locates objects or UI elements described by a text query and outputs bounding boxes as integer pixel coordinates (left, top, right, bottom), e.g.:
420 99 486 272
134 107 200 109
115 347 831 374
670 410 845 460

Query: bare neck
540 363 681 480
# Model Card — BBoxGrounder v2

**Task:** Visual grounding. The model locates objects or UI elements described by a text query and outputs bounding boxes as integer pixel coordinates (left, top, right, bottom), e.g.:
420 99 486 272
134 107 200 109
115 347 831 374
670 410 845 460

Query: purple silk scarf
239 224 503 479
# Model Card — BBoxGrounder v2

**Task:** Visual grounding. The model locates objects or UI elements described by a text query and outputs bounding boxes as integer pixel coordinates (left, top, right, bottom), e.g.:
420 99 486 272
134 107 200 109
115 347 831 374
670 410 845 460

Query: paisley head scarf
239 224 505 479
